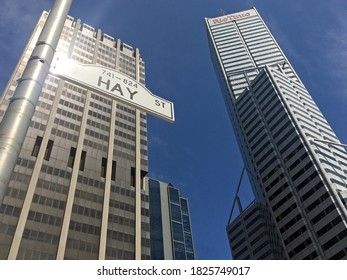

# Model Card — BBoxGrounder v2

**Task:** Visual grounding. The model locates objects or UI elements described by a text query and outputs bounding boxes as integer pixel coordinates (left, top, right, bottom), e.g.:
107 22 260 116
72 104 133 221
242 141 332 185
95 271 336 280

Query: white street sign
50 53 175 122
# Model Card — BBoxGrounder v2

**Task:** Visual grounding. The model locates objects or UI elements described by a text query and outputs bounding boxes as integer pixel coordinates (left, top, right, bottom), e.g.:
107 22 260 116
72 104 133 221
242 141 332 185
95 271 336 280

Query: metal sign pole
0 0 72 204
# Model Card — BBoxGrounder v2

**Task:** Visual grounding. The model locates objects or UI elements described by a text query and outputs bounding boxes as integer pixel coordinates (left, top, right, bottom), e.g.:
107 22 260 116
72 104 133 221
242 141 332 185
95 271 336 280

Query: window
288 238 312 258
322 229 347 251
172 222 184 242
67 147 76 168
173 241 186 260
170 204 182 223
80 150 86 171
68 148 86 171
101 157 107 178
182 214 191 232
130 167 135 187
330 249 347 260
317 216 343 237
284 225 307 245
181 199 189 214
44 140 54 161
130 168 147 187
168 187 180 204
111 160 116 181
32 136 43 157
184 234 194 252
186 252 194 260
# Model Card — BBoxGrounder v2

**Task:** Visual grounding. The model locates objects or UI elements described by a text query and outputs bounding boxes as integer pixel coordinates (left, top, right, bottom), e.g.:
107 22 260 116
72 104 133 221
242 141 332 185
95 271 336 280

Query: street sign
50 53 175 122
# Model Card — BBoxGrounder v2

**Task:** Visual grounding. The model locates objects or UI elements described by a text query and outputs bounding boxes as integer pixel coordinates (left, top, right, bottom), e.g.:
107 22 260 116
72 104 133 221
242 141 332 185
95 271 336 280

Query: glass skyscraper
146 178 195 260
206 8 347 259
0 11 150 260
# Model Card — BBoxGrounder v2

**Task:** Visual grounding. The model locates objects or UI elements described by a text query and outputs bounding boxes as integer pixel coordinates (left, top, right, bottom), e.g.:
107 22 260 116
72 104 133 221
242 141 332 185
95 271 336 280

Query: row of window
59 98 83 112
105 247 134 260
33 110 49 121
90 101 111 114
51 127 78 142
84 138 108 153
97 56 116 67
87 119 109 132
233 244 248 259
33 135 140 183
30 120 46 131
22 228 59 245
288 238 312 258
85 128 109 142
64 84 86 97
6 187 26 200
232 237 246 252
72 204 102 220
16 157 35 169
54 117 80 132
28 210 62 227
32 194 66 210
57 107 82 122
0 223 16 236
317 226 347 257
108 213 135 228
107 229 134 244
37 100 52 111
69 220 101 236
66 237 98 254
283 225 307 246
17 248 54 260
0 204 21 217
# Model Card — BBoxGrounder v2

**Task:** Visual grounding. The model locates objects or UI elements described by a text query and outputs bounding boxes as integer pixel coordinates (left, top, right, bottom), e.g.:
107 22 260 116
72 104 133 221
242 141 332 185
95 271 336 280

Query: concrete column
56 25 101 260
134 48 142 260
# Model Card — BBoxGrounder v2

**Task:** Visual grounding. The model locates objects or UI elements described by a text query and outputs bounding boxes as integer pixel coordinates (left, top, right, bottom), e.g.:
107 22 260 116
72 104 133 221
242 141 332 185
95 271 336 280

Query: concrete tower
206 8 347 259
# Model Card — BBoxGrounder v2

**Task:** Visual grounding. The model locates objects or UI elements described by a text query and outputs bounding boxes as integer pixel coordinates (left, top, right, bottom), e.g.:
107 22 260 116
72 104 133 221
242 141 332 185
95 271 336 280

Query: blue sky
0 0 347 260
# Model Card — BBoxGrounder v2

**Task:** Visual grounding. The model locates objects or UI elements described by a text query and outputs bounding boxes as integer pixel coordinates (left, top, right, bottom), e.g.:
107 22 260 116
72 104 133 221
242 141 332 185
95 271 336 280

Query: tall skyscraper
146 178 195 260
206 8 347 259
226 200 288 259
0 11 150 260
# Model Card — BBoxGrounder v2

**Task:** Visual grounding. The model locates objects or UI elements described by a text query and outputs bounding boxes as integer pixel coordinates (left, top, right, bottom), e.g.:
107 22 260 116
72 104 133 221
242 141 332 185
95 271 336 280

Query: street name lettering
50 53 175 122
97 76 138 100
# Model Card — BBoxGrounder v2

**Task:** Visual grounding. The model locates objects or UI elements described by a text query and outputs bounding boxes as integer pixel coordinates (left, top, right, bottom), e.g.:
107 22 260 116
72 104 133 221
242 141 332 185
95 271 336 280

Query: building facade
227 202 284 260
146 178 195 260
206 8 347 259
0 11 150 260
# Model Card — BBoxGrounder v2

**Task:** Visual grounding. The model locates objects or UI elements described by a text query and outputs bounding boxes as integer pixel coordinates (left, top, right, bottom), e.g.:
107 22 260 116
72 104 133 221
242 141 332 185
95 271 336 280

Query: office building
226 201 286 259
146 177 195 260
206 8 347 259
0 11 150 260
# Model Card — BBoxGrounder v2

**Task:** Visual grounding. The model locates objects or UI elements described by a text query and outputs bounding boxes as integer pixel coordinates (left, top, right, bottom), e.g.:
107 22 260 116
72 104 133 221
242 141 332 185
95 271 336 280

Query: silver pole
0 0 72 204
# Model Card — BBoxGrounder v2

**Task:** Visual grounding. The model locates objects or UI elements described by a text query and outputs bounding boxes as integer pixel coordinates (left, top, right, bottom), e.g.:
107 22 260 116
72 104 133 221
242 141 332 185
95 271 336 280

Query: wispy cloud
265 14 305 66
0 1 42 27
0 0 51 92
324 10 347 79
0 0 49 59
148 135 168 148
